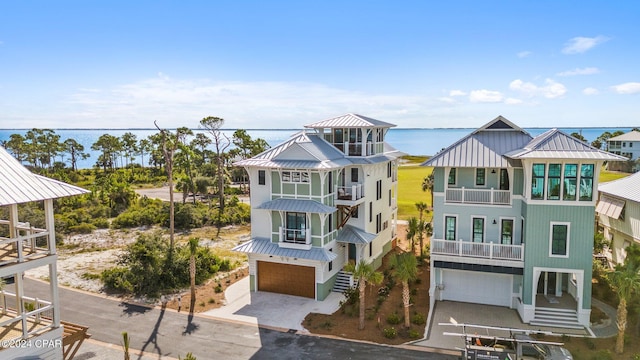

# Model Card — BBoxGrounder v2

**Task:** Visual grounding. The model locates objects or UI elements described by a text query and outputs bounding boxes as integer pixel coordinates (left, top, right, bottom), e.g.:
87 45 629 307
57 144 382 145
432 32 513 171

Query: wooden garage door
257 261 315 299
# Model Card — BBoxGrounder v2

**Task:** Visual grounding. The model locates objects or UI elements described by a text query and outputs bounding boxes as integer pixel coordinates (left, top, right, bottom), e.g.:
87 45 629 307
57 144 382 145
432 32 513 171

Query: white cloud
583 87 599 95
437 97 455 104
449 90 466 97
517 51 531 58
509 79 567 99
557 67 600 76
562 36 609 54
469 90 504 103
611 82 640 94
60 75 446 128
504 98 523 105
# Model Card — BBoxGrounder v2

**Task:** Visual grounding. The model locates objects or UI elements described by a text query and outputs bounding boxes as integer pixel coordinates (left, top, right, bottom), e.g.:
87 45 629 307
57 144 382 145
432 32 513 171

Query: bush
412 312 426 325
68 223 97 234
408 329 421 339
101 267 134 293
386 312 402 325
383 327 397 339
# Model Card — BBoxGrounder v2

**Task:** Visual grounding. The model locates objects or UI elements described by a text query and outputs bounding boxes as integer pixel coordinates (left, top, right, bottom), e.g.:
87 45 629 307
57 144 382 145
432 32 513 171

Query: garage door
441 269 512 307
257 261 315 299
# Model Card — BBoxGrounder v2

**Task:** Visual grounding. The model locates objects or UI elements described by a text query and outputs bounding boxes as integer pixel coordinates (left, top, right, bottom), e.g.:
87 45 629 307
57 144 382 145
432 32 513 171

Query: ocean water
0 127 632 169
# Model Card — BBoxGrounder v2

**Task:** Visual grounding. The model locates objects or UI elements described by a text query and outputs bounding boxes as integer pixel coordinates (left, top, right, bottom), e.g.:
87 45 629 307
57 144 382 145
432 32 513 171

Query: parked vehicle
463 333 573 360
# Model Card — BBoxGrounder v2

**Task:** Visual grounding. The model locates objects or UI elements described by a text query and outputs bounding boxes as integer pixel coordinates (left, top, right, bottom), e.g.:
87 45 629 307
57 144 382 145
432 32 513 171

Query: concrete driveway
203 277 344 332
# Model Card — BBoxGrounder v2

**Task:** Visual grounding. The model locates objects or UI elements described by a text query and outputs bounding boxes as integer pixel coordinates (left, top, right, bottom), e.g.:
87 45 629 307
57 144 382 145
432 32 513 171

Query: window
563 164 577 200
388 189 392 206
475 169 485 186
472 218 484 243
258 170 265 185
285 212 306 243
369 242 373 257
376 213 382 233
376 180 382 200
376 129 383 142
328 171 333 193
499 169 509 190
328 214 333 232
351 168 358 182
448 168 456 185
547 164 561 200
501 219 513 245
369 202 373 222
445 216 456 241
352 205 359 218
387 162 392 178
579 164 594 201
630 142 634 148
550 223 569 257
329 248 333 271
282 171 310 183
531 164 545 200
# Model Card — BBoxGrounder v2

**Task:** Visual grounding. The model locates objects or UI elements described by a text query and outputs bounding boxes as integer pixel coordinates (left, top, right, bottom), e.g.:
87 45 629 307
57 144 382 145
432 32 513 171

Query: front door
348 243 357 262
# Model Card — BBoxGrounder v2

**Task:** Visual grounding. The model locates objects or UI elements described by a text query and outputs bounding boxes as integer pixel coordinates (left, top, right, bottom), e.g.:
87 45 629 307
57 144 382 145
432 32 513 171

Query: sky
1 1 639 129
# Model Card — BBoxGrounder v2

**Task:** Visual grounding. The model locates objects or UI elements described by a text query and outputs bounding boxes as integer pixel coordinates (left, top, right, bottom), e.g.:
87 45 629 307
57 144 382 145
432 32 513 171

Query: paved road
24 279 458 360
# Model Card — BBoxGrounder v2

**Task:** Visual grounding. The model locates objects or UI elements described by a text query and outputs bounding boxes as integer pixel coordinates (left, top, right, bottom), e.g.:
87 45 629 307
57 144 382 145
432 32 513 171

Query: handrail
431 238 524 261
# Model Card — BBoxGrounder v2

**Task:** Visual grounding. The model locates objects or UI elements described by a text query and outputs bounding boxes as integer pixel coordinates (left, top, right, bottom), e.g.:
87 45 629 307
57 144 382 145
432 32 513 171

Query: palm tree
344 259 383 330
421 172 434 210
391 253 418 328
415 202 428 256
121 331 130 360
406 217 419 255
189 237 199 311
607 260 640 354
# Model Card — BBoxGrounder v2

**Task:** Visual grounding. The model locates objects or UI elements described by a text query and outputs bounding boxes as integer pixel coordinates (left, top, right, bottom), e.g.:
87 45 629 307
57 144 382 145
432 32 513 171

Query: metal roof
0 146 89 206
608 131 640 141
422 125 532 168
232 238 337 262
507 129 628 161
336 225 377 244
257 198 337 214
599 171 640 203
304 113 396 129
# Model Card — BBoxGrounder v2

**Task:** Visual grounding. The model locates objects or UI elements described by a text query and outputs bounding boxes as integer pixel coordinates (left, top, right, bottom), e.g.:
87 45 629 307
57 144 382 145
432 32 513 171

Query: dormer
305 113 396 157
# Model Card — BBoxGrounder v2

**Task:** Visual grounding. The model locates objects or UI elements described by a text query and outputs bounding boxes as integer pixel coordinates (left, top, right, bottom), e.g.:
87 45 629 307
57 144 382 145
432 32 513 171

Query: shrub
412 312 426 325
92 217 110 229
409 329 421 339
68 223 97 234
386 312 402 325
383 327 397 339
214 285 223 293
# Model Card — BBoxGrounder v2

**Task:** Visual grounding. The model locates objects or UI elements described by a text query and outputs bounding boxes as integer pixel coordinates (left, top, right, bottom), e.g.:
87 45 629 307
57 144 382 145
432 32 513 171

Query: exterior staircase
332 270 355 293
530 307 584 329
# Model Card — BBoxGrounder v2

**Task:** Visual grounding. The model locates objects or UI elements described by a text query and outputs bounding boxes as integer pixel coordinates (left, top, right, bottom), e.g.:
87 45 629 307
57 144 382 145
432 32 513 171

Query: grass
600 169 630 183
397 164 432 221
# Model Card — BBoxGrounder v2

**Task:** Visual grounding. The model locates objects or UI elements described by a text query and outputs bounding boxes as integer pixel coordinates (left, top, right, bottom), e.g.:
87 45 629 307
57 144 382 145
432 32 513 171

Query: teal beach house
233 114 403 300
423 116 626 328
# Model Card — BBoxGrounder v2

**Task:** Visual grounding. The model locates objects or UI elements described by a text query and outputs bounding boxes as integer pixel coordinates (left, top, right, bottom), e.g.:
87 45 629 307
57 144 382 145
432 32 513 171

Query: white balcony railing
431 238 524 261
0 221 51 266
0 291 55 341
279 226 311 245
335 184 364 201
445 187 511 205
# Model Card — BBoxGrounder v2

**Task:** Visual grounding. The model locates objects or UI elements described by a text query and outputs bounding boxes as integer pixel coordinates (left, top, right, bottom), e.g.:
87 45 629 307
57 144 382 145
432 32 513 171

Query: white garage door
442 269 512 307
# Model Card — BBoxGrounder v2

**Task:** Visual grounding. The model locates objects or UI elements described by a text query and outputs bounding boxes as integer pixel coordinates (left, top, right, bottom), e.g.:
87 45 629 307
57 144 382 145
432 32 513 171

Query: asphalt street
24 279 458 360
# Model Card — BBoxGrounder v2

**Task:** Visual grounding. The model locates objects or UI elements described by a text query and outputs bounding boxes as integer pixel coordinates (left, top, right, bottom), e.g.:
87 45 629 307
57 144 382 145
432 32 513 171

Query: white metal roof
0 146 89 206
304 113 396 129
599 171 640 203
608 131 640 142
257 198 337 214
232 238 337 262
336 225 377 244
507 129 628 160
423 117 532 168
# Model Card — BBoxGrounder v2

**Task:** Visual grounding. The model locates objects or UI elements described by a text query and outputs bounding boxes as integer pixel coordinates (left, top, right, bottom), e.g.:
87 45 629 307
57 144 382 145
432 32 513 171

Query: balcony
431 239 524 262
278 227 311 250
445 187 510 205
333 142 379 156
335 184 365 206
0 291 55 342
0 222 51 266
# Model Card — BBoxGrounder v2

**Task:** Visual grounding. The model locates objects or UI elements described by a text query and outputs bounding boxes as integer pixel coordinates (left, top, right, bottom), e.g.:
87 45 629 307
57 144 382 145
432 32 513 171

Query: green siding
433 168 445 192
250 274 256 291
312 173 322 196
272 172 281 193
318 272 339 301
513 169 524 196
521 204 594 309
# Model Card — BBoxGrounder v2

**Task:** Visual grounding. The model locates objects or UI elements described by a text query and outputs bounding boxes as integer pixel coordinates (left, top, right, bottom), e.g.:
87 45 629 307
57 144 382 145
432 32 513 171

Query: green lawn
599 169 630 183
397 165 432 221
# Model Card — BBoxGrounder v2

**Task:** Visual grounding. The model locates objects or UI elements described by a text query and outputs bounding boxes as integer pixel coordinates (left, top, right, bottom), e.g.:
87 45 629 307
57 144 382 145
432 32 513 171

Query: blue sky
1 1 639 129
